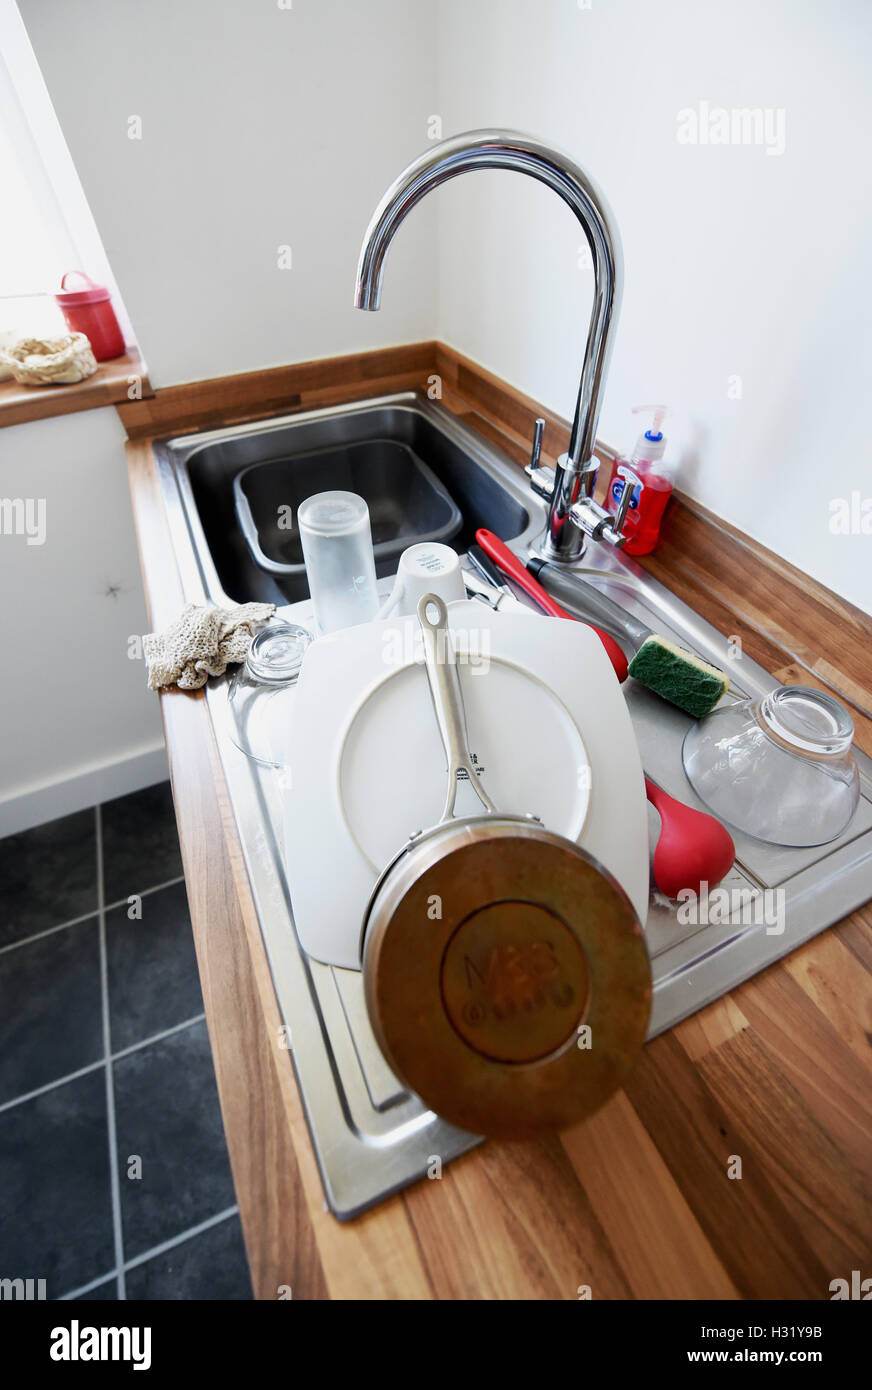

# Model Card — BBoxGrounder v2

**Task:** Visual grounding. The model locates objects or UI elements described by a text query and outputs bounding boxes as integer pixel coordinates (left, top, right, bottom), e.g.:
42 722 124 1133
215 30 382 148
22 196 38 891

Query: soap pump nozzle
630 404 668 465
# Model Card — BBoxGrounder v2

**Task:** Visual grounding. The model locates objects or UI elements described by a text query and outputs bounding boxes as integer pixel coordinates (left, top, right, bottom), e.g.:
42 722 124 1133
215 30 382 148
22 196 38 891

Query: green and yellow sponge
627 637 730 718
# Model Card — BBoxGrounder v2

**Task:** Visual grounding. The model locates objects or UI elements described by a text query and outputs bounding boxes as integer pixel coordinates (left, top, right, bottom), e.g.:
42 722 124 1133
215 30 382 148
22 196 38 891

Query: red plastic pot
54 271 125 361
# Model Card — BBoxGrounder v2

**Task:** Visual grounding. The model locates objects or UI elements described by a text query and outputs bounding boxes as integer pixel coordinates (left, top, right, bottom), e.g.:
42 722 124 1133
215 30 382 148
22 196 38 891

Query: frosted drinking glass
297 490 379 633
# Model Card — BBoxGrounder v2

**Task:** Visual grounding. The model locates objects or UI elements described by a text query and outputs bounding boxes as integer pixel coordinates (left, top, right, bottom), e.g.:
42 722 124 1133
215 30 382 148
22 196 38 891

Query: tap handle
529 417 545 471
610 463 641 537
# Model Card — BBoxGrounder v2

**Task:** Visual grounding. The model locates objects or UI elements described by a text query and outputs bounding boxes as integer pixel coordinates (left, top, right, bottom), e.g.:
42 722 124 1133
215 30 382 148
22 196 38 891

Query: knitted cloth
0 332 98 385
144 602 275 691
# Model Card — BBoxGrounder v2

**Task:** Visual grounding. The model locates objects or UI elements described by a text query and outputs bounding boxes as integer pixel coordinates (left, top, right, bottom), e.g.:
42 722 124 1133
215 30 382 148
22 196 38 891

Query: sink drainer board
155 392 872 1219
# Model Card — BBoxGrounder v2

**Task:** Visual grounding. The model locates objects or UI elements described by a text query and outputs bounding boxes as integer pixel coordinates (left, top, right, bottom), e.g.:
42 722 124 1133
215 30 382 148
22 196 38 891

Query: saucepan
361 592 652 1139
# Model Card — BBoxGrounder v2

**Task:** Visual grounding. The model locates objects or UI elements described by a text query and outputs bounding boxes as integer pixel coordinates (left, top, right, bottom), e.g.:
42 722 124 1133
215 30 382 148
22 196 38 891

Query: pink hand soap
606 405 675 556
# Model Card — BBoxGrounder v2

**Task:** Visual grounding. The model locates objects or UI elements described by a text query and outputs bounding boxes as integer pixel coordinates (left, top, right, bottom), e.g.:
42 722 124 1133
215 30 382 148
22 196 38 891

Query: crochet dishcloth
0 332 98 385
144 602 276 691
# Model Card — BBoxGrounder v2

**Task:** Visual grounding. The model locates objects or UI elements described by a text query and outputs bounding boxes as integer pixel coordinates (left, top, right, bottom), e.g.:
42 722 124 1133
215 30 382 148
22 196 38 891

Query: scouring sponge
522 553 732 719
627 636 730 718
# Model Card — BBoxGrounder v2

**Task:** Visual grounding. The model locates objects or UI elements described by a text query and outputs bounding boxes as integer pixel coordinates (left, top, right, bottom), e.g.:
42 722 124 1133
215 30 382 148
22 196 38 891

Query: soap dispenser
605 404 675 555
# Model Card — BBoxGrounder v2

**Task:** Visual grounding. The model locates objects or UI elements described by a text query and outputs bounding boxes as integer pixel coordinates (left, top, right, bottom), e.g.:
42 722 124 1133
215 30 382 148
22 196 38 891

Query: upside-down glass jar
227 620 312 768
681 685 860 848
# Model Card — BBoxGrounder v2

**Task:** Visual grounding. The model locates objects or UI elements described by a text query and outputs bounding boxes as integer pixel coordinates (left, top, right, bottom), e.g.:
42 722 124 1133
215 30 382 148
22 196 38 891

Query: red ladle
475 528 629 680
474 528 736 897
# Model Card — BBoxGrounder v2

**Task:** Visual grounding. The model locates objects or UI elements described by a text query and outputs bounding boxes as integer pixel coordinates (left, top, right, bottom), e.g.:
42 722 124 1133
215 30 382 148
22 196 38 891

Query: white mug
378 543 466 618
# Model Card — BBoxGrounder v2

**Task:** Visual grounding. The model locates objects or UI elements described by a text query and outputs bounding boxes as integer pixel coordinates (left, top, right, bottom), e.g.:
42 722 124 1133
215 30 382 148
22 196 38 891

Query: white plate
285 599 649 969
338 655 591 872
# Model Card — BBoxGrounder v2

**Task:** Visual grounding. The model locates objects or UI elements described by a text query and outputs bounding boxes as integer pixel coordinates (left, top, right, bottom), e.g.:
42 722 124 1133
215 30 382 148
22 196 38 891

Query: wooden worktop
0 348 150 427
123 343 872 1300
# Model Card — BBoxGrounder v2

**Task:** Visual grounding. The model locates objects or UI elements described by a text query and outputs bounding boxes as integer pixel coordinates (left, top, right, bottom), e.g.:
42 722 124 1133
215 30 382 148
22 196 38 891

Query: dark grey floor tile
125 1215 252 1300
113 1021 236 1259
101 782 182 904
0 1070 114 1299
72 1278 118 1300
106 882 202 1052
0 918 103 1105
0 809 97 949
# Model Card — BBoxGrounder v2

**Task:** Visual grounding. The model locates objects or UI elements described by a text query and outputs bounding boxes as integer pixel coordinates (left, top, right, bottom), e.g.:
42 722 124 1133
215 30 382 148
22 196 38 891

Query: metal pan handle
417 593 498 822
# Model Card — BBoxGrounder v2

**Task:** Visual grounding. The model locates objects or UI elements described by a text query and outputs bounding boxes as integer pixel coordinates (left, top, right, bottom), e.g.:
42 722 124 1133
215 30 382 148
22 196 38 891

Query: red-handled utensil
474 528 736 896
645 778 736 899
475 528 630 682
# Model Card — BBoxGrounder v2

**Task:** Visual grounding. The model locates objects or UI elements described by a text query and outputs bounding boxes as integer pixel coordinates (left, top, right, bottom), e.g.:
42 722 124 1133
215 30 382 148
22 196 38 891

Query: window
0 0 133 343
0 52 76 301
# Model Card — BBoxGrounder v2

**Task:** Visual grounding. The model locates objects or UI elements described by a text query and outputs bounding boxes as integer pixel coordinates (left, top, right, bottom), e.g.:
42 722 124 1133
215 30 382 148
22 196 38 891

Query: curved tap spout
353 129 623 560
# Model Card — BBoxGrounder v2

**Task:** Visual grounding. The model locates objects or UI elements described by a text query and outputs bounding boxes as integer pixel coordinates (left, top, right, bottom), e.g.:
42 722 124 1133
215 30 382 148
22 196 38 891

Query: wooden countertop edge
116 341 437 439
0 349 151 428
126 439 331 1299
123 345 872 1301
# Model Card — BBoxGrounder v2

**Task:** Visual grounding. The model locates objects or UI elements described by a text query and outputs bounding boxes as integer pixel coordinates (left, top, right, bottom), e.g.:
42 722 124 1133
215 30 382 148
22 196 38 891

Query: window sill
0 348 152 428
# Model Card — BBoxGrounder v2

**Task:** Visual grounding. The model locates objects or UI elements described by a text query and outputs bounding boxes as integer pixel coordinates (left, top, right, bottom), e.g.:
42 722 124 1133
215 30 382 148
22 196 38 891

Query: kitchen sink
153 391 872 1219
162 396 534 608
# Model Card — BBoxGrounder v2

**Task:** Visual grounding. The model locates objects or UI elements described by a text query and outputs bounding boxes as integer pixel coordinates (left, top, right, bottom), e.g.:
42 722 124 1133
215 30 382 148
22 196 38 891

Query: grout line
97 805 127 1302
0 1060 105 1115
56 1206 241 1300
0 910 99 958
0 1015 208 1116
58 1270 119 1302
111 1013 206 1061
0 875 186 960
122 1206 241 1275
104 875 186 917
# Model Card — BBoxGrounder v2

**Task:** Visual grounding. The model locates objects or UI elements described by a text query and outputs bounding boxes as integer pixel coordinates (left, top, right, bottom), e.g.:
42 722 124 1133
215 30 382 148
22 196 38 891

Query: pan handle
417 593 498 822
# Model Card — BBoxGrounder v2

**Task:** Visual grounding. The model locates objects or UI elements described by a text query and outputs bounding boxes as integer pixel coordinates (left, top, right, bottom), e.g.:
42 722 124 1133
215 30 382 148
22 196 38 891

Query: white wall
434 0 871 612
19 0 439 387
0 407 165 833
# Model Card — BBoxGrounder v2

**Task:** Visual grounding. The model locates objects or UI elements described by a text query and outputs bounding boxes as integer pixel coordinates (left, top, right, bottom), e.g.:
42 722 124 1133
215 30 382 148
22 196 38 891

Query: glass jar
227 620 311 768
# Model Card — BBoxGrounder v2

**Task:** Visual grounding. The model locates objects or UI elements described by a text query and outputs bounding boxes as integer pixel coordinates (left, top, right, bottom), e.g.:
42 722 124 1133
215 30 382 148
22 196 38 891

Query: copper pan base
363 818 651 1139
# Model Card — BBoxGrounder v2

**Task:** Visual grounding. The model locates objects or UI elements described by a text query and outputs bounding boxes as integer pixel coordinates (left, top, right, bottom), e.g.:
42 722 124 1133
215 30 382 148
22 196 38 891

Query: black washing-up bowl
233 439 463 577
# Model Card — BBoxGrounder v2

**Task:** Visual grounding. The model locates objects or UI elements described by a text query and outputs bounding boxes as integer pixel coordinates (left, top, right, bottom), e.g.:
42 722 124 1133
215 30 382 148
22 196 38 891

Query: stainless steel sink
161 396 535 607
153 391 872 1219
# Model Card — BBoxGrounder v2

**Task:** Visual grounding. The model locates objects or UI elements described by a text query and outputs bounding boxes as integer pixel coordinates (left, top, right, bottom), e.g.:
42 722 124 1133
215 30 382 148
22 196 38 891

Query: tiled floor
0 782 253 1300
